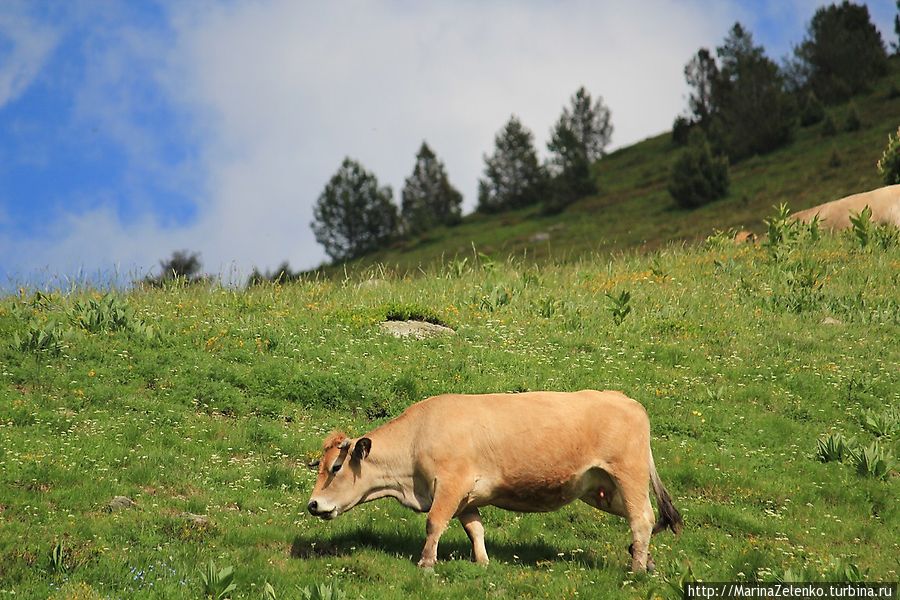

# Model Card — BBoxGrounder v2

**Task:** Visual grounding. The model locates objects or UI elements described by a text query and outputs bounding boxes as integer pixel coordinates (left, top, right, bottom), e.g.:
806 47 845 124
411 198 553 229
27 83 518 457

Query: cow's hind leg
418 479 468 568
459 508 489 565
622 484 655 573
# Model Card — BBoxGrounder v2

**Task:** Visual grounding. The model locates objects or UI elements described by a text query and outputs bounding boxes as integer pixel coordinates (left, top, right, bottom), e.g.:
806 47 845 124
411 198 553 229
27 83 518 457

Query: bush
821 113 837 137
799 91 825 127
876 126 900 185
828 146 842 168
667 129 729 208
844 103 862 132
672 115 692 145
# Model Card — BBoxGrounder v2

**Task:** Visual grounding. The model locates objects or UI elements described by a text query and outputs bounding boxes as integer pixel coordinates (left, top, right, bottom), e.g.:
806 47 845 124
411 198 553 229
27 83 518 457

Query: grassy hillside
337 58 900 275
1 220 898 597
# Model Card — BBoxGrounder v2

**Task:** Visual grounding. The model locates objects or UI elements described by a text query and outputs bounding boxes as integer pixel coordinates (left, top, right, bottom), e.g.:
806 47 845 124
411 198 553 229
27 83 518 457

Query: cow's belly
481 477 584 513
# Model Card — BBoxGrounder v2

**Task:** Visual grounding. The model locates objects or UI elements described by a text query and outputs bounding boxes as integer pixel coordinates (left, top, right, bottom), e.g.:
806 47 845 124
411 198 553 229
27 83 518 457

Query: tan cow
306 390 682 572
792 184 900 230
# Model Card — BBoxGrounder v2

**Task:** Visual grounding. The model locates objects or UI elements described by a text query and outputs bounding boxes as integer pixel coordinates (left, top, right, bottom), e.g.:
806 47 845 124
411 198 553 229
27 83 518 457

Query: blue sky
0 1 896 287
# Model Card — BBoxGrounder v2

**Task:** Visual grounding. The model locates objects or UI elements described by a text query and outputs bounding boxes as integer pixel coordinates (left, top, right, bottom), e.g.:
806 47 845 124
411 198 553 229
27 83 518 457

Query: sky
0 0 896 287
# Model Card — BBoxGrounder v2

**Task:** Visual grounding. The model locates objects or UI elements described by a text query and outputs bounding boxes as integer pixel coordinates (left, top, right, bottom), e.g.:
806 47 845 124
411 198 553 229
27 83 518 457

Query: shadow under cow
290 527 587 567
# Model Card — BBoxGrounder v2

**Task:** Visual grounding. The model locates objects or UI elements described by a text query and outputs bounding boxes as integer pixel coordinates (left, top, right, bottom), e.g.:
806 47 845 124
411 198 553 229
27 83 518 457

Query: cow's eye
331 463 342 474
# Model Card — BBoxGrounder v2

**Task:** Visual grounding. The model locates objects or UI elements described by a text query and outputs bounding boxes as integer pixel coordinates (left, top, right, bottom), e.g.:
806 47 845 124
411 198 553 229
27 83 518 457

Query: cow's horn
338 439 351 450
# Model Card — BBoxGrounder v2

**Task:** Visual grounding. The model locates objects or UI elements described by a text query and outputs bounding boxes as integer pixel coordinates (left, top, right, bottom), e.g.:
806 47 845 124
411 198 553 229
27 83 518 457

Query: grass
1 218 898 598
324 57 900 277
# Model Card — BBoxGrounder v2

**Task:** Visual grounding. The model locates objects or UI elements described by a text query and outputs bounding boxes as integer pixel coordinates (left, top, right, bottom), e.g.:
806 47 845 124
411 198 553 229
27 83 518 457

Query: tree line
310 2 897 264
670 2 893 208
309 86 612 263
278 1 900 271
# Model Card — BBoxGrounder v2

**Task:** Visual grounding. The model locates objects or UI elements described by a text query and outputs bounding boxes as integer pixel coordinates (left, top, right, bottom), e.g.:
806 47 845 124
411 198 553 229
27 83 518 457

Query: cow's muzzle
307 500 337 520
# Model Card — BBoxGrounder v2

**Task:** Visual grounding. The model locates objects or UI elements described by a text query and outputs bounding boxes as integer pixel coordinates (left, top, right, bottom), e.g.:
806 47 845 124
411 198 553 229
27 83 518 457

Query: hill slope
337 58 900 274
1 227 898 597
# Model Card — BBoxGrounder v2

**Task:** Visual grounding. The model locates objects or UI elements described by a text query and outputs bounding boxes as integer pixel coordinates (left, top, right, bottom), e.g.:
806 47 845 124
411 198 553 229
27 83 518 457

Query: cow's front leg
418 480 467 568
459 508 489 565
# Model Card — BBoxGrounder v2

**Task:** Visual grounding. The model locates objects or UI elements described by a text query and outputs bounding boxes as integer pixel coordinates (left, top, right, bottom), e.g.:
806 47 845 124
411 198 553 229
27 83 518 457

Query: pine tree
795 2 888 103
546 121 595 214
894 0 900 55
311 158 398 262
400 142 463 235
144 250 203 286
477 116 548 213
552 87 613 163
684 48 719 127
713 23 794 161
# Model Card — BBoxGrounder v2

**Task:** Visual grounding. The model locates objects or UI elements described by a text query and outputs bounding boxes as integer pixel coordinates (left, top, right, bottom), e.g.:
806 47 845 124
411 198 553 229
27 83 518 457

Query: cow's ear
353 437 372 461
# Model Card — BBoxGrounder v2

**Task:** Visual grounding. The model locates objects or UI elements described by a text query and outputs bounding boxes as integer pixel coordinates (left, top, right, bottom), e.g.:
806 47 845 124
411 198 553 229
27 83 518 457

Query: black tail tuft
652 486 683 535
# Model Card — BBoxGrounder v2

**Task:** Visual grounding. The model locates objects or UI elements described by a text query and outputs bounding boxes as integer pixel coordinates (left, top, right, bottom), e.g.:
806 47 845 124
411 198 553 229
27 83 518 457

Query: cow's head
306 431 372 520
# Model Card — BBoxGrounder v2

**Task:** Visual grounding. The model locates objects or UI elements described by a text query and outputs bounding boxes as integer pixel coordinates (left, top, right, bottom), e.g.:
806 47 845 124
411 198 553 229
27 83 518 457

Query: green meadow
1 218 898 598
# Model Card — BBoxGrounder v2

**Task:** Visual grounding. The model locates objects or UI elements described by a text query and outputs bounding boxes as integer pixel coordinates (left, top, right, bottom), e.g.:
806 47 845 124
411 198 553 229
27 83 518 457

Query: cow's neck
358 417 428 512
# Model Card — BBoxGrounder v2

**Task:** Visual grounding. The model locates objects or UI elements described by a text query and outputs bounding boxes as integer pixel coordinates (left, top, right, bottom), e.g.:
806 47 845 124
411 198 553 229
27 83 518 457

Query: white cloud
155 0 736 275
0 5 59 108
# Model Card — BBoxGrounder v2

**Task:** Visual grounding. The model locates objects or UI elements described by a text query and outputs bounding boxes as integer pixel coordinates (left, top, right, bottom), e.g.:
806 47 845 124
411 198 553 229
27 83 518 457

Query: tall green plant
876 126 900 185
199 560 236 600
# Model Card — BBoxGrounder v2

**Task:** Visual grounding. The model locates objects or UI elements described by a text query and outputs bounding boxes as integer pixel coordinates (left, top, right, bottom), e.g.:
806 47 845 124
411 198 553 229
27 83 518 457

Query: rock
529 232 550 243
180 512 210 526
821 317 842 326
379 320 455 339
107 496 135 512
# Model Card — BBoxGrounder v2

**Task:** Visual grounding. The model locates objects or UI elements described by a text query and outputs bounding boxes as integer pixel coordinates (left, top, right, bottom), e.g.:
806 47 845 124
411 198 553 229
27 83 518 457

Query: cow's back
400 390 649 480
793 185 900 230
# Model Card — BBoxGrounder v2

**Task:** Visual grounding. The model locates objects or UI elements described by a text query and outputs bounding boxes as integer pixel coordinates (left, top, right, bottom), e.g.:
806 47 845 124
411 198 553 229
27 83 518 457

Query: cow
306 390 682 572
792 184 900 230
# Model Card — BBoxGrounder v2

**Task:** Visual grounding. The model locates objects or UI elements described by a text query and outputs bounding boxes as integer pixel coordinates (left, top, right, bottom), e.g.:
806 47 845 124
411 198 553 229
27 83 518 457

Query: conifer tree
551 87 613 163
713 23 794 161
311 158 398 261
477 116 547 213
795 2 888 103
401 142 463 235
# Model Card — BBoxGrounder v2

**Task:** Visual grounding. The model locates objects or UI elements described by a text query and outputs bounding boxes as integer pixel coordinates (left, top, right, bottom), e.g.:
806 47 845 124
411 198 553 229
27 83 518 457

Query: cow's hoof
627 544 654 572
417 558 436 569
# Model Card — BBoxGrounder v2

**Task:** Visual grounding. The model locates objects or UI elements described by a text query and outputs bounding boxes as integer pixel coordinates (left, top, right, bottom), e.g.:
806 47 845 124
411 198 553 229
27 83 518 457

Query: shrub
821 113 837 137
888 82 900 100
844 103 862 132
144 250 205 287
672 115 692 145
876 126 900 185
799 91 825 127
667 129 729 208
828 146 842 168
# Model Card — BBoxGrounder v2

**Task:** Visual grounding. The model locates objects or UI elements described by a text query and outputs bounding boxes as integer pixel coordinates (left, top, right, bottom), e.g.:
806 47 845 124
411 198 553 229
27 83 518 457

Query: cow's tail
649 447 683 535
